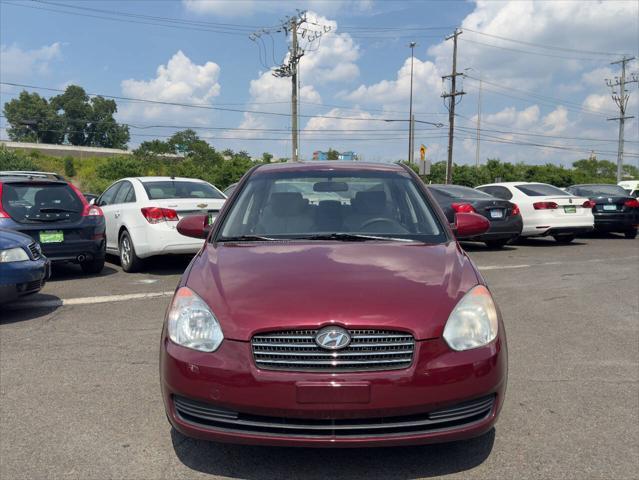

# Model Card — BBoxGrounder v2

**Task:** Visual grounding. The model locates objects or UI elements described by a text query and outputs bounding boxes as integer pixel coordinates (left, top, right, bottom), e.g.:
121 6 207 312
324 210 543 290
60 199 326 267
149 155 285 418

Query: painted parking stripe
477 255 639 271
5 291 174 310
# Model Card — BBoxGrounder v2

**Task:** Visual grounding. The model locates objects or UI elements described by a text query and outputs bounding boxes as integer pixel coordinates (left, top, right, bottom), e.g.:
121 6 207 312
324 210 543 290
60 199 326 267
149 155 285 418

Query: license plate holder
563 206 577 214
39 230 64 243
490 209 504 219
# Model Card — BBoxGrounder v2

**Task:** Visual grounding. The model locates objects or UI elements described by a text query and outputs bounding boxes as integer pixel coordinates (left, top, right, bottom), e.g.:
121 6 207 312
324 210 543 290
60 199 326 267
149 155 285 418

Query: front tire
119 230 143 273
553 234 575 244
624 229 637 239
80 258 105 275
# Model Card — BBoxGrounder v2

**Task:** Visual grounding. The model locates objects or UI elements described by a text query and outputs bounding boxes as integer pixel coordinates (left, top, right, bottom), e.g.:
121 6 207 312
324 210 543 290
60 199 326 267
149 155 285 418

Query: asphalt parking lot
1 234 638 480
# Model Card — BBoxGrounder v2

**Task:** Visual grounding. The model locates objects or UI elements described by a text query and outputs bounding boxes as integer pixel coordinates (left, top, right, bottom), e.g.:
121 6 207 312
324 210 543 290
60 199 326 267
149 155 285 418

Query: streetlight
408 42 417 164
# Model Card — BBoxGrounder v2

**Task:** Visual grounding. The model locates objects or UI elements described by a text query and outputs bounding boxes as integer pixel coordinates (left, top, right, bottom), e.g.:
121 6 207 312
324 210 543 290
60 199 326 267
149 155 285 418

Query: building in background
312 151 329 160
312 150 358 161
338 151 358 161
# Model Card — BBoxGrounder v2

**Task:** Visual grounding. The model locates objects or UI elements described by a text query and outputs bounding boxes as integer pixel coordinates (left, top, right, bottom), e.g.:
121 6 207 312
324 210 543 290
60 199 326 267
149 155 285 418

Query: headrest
269 192 307 216
352 190 386 214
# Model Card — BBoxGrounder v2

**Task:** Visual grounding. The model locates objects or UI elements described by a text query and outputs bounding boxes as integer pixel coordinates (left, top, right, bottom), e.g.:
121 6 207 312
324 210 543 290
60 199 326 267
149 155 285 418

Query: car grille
28 243 41 260
251 329 415 372
17 279 43 294
173 395 495 438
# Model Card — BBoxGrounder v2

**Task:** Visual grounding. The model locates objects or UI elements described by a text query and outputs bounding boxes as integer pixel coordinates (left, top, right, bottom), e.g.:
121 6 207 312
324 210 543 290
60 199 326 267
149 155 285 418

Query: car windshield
217 170 446 243
515 184 569 197
1 182 83 223
575 185 628 196
143 180 224 200
429 185 494 199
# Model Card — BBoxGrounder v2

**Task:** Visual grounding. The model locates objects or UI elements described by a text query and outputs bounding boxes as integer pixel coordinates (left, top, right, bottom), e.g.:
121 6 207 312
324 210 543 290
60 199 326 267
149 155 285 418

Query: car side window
98 182 121 206
124 184 137 203
114 182 133 205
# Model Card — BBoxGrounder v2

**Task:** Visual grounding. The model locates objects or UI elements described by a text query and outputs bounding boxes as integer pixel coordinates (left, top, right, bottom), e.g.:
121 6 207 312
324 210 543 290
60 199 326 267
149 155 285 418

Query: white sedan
475 182 594 243
96 176 226 271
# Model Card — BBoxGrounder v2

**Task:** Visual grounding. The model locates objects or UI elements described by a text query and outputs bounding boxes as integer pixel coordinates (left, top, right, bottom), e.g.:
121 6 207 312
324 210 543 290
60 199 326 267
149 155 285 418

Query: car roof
130 176 209 183
0 171 65 181
570 184 623 187
477 181 537 187
0 176 67 185
253 161 407 174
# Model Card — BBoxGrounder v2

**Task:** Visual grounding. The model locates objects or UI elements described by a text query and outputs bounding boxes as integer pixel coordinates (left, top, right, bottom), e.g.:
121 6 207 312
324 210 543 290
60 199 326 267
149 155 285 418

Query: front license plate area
564 206 577 214
39 231 64 243
490 209 504 219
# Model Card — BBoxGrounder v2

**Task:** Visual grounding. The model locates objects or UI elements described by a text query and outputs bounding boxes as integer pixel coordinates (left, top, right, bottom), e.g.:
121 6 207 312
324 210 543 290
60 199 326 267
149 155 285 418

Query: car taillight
582 200 596 209
533 201 558 210
624 199 639 208
68 182 103 216
0 183 9 218
511 204 520 216
452 203 476 213
141 207 179 223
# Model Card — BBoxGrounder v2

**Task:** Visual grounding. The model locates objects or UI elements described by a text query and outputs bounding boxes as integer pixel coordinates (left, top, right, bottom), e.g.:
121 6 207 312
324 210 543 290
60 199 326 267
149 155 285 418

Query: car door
96 182 122 251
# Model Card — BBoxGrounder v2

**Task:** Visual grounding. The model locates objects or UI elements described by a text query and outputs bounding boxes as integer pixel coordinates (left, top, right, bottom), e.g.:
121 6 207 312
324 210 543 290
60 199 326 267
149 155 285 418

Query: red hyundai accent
160 162 507 447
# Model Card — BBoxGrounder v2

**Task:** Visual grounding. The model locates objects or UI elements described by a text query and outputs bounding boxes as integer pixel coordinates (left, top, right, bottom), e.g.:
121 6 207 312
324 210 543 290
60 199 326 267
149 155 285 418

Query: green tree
63 157 76 177
134 139 175 156
85 96 129 149
327 148 340 160
261 152 273 163
3 91 64 144
0 145 38 170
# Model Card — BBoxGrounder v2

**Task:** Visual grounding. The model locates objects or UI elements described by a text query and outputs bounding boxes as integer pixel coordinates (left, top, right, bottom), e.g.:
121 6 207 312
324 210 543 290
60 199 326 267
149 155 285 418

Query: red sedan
160 162 507 447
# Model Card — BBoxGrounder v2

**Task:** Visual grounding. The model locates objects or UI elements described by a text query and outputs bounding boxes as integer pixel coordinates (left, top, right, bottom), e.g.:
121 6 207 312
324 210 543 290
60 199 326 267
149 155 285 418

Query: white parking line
477 255 639 271
479 264 530 270
5 291 175 310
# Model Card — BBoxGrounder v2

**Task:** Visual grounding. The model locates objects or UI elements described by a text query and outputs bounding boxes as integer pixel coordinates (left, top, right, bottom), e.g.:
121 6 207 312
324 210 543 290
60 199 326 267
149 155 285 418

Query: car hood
0 228 33 249
186 241 481 341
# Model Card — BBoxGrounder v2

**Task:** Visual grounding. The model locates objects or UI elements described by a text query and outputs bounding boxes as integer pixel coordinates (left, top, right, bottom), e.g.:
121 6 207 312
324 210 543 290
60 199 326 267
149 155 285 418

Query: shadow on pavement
48 263 119 281
513 237 586 247
460 242 518 252
1 293 61 324
171 428 495 479
106 254 193 276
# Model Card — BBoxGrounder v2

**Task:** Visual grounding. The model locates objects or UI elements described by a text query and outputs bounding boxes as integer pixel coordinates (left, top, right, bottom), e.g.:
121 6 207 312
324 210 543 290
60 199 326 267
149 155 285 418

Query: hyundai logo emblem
315 326 351 350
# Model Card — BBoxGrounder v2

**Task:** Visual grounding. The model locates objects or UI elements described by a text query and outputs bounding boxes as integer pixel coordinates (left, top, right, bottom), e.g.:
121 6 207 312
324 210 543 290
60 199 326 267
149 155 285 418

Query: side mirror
177 214 210 239
454 212 490 238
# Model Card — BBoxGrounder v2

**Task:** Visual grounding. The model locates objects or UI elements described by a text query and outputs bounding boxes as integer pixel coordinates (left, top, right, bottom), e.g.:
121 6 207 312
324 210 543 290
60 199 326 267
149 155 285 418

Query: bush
64 156 76 177
0 146 38 171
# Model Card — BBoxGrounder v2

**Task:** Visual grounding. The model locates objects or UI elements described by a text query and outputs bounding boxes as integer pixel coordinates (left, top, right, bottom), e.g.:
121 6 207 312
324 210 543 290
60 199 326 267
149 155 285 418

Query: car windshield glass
1 182 83 222
515 184 569 196
429 185 494 199
143 181 224 200
217 170 446 243
576 185 627 196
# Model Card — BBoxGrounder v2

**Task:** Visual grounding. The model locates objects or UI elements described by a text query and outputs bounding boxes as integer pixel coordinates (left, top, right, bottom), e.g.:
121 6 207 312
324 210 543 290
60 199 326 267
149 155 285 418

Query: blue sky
1 0 638 167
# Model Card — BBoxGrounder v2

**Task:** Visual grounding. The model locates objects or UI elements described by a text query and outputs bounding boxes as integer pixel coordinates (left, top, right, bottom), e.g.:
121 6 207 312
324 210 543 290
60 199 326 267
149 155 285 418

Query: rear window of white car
142 181 224 200
515 184 569 197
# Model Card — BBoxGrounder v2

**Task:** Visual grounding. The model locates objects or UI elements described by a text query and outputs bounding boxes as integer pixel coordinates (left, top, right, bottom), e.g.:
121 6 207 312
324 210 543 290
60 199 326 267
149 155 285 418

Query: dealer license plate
39 231 64 243
563 206 577 214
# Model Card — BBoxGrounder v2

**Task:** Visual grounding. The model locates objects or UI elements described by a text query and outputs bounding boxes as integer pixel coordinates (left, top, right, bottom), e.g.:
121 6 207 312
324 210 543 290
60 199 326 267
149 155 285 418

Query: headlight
167 287 224 352
443 285 499 351
0 247 30 263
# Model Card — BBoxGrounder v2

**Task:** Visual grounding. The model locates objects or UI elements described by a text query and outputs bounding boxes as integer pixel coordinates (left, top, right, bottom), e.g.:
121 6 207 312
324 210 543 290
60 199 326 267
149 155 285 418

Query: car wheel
119 230 143 273
485 239 508 249
553 234 575 244
80 258 105 275
624 229 637 239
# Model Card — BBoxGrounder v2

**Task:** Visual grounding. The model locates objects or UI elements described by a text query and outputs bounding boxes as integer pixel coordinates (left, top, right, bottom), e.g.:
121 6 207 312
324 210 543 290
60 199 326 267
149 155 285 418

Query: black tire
553 234 575 244
119 230 143 273
484 239 509 249
624 229 637 239
80 258 105 275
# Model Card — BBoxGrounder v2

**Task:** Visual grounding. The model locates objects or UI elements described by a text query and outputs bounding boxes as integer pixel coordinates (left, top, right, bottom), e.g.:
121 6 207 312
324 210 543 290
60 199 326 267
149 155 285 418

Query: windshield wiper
218 235 278 242
38 207 80 213
295 233 416 242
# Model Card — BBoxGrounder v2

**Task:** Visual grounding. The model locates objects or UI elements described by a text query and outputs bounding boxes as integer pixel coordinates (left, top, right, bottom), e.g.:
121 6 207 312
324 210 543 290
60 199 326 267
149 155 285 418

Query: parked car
160 162 507 447
0 173 106 273
475 182 594 243
0 228 50 304
427 184 522 248
96 176 226 272
566 184 639 239
223 182 237 197
618 180 639 198
84 193 99 204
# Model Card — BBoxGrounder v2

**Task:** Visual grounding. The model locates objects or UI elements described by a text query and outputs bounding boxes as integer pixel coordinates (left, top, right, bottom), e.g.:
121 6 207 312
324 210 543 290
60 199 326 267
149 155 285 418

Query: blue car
0 228 50 304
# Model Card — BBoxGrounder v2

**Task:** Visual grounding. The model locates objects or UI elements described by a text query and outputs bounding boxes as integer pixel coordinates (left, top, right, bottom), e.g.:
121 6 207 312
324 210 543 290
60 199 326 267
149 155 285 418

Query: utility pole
441 28 465 184
251 12 331 162
606 56 638 182
408 41 417 164
475 73 482 168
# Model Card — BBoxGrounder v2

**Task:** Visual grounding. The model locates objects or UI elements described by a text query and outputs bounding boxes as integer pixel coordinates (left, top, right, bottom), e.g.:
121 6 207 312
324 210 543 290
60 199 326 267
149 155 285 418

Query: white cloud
119 50 221 122
0 42 62 79
182 0 373 17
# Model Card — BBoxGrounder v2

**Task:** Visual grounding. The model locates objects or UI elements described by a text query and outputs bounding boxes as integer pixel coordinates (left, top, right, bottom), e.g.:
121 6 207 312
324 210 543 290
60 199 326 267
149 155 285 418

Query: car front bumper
0 257 50 303
160 334 507 447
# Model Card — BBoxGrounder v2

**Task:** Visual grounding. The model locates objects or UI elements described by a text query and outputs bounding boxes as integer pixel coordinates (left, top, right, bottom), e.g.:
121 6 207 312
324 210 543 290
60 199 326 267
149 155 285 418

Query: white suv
475 182 594 243
96 176 226 271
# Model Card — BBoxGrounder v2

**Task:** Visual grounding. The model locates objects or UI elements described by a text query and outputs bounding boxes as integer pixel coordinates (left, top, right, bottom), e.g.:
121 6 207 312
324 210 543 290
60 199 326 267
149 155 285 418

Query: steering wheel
359 217 401 230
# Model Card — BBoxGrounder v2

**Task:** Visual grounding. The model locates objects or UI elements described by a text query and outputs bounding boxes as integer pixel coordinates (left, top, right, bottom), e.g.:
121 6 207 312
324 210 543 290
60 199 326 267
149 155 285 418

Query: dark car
0 174 106 274
160 162 507 448
427 184 523 248
84 193 99 204
0 228 50 304
566 184 639 239
222 182 237 197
